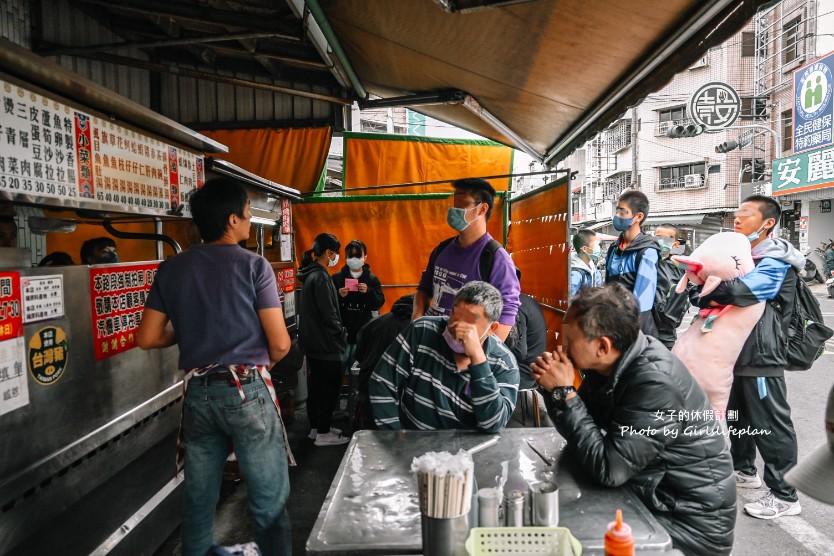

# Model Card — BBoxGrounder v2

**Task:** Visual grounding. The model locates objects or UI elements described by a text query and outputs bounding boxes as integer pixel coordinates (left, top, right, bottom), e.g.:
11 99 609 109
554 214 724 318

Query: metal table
307 429 672 555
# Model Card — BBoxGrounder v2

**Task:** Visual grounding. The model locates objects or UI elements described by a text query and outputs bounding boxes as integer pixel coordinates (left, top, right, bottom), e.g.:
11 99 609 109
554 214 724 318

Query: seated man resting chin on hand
369 281 519 433
530 283 736 556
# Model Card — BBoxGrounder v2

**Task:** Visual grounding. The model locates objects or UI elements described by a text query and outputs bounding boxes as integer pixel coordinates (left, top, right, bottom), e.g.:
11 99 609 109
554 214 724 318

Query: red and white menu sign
0 271 27 416
0 79 204 216
89 263 158 360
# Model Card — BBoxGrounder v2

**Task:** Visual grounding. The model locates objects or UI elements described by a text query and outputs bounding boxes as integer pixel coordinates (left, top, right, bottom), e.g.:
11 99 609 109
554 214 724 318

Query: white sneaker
735 470 762 489
308 427 342 440
314 432 351 446
744 491 801 520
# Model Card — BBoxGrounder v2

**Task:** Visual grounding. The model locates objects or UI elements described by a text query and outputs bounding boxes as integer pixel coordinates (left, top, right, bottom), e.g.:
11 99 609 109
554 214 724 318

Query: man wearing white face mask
570 229 602 298
370 281 519 432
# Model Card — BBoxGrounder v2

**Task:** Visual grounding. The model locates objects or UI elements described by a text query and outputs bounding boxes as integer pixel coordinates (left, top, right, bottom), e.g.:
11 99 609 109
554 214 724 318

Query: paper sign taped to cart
0 271 27 416
89 263 158 360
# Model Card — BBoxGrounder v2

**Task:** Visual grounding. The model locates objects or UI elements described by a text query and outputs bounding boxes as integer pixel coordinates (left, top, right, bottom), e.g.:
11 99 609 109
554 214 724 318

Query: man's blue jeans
181 376 291 556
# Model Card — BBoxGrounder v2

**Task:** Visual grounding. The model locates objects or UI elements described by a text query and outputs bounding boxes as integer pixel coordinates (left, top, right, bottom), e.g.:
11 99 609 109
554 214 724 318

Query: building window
783 16 803 65
606 120 632 152
740 97 767 120
741 158 767 182
658 163 706 191
604 172 631 200
742 32 755 57
656 106 688 136
782 110 792 153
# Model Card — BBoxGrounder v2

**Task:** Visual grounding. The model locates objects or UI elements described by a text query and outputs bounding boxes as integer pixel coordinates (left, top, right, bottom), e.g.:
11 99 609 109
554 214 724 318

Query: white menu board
0 79 204 216
22 274 65 323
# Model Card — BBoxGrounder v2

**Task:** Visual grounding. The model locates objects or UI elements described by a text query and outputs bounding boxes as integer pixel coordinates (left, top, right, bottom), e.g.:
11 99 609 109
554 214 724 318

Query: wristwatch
550 386 576 404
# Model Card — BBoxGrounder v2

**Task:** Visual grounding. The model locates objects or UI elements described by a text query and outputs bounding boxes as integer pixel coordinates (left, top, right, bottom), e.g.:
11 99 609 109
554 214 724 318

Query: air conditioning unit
684 174 703 189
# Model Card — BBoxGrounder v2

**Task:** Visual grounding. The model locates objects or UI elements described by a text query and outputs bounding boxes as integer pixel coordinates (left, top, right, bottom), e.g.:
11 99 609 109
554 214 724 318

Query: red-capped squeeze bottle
604 509 635 556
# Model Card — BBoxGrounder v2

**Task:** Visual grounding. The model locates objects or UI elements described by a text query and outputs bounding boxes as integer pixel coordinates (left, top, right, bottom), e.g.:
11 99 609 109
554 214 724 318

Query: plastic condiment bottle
604 509 635 556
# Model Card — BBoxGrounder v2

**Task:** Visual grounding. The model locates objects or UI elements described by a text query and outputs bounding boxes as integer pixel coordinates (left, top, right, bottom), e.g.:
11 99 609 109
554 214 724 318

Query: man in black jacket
352 294 414 430
652 224 692 349
531 284 735 555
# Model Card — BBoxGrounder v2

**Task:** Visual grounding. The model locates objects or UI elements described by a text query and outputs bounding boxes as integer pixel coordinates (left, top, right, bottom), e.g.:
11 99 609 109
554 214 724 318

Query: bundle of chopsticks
411 450 474 519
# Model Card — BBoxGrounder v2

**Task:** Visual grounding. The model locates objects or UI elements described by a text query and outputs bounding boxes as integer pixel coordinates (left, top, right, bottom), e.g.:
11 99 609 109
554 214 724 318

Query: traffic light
666 122 706 138
715 140 739 153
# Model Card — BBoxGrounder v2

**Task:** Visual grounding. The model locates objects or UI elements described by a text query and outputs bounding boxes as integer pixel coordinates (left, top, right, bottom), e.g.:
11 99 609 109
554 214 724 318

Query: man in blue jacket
698 195 805 520
605 189 660 337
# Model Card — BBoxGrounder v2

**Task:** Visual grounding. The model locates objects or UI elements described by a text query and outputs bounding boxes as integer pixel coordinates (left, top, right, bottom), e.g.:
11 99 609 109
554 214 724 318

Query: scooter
826 273 834 298
802 251 826 284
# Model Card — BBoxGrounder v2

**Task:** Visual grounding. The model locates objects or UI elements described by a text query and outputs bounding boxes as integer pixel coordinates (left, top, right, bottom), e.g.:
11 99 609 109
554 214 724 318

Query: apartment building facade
569 0 824 253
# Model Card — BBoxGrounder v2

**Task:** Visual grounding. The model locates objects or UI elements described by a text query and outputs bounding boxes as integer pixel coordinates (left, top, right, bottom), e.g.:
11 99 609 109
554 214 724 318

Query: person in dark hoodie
652 224 693 349
531 284 736 555
352 293 414 430
331 240 385 377
605 189 660 337
697 195 805 520
298 233 351 447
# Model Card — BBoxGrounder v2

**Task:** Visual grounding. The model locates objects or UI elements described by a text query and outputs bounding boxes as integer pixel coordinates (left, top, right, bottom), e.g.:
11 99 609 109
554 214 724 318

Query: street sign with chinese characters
772 145 834 196
689 82 740 130
793 51 834 154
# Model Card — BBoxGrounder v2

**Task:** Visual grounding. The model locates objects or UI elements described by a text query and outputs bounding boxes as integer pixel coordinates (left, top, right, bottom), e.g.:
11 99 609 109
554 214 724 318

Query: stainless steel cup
420 514 470 556
532 481 559 526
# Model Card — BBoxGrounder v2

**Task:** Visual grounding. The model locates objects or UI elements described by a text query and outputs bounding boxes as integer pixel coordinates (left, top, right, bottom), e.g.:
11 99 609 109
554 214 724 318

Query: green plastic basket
464 527 582 556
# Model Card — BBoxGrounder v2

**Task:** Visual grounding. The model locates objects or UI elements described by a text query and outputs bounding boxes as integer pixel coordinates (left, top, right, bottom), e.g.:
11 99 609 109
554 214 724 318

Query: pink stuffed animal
671 232 765 412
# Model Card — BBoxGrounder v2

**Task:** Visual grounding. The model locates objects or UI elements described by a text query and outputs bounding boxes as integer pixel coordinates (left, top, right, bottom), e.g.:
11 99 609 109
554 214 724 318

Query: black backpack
785 276 834 370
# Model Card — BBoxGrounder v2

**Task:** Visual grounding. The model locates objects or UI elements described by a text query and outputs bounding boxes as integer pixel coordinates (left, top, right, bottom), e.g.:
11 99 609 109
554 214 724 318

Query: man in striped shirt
370 281 519 432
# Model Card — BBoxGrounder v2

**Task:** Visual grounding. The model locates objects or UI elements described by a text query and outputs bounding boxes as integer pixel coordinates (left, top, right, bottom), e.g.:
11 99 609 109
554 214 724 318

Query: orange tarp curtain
506 178 570 355
292 196 505 313
202 128 332 192
343 133 513 195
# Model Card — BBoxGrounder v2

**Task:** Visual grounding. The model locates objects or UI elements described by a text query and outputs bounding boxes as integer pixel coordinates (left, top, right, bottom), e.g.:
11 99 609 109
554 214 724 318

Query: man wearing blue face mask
370 281 519 432
652 224 694 349
605 190 660 337
413 178 521 342
80 237 119 265
696 195 805 520
570 229 602 298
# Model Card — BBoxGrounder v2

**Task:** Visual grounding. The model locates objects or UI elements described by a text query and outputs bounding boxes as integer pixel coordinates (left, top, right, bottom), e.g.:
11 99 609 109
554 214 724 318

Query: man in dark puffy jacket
531 283 736 556
352 294 414 430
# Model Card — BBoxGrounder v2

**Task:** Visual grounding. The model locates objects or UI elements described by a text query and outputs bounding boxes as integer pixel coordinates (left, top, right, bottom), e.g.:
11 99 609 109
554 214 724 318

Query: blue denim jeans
181 376 291 556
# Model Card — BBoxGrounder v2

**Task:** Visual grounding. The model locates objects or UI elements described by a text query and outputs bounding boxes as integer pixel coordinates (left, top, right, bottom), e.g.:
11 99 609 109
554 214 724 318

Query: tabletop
306 428 672 555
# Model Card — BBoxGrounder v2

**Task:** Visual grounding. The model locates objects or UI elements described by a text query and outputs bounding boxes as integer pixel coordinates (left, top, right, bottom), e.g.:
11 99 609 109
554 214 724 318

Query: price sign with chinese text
0 271 27 416
89 263 158 360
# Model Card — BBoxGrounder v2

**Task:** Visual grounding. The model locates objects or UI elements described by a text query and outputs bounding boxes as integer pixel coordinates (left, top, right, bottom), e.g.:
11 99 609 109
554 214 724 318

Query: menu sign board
0 271 27 416
89 263 158 360
0 79 204 216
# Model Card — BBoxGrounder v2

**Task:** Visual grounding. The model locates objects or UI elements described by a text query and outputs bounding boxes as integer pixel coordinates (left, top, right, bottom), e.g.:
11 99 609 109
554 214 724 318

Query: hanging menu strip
0 79 204 216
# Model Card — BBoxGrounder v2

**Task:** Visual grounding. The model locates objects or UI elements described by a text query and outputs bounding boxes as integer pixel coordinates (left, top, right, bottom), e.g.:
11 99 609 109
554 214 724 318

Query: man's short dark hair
80 237 116 264
743 194 781 234
190 178 248 243
453 178 496 220
38 251 75 267
572 229 597 252
565 283 639 353
619 189 649 222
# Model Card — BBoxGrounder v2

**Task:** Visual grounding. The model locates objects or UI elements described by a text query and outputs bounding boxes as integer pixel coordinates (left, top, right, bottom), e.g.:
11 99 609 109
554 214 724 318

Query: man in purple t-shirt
413 178 520 341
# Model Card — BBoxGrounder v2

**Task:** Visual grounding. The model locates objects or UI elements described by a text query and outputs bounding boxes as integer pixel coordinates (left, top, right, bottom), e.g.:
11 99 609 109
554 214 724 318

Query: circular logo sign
688 82 741 130
29 326 69 385
796 62 832 120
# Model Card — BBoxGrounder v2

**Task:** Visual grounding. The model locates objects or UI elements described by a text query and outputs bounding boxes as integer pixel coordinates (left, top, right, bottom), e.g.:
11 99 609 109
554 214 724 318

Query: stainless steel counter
306 429 672 555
